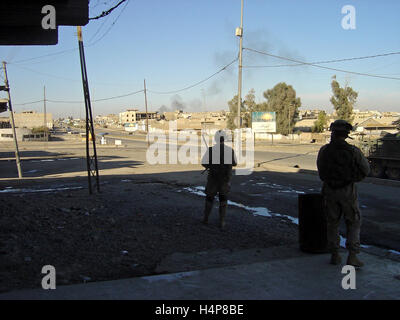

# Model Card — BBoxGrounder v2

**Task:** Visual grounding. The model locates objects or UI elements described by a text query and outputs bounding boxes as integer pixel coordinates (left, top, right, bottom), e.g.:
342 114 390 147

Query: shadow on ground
0 167 399 293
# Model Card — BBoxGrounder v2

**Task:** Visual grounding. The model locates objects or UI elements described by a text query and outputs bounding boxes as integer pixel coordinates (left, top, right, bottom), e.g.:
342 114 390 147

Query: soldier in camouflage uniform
201 130 237 229
317 120 370 267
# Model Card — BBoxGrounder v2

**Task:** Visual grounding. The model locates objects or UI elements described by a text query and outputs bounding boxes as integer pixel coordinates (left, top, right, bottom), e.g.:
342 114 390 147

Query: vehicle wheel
369 161 385 178
385 167 400 180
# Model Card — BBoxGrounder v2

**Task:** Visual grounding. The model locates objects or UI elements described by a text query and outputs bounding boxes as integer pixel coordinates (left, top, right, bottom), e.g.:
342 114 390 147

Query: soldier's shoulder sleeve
232 148 238 166
317 145 328 169
201 147 211 167
352 145 370 177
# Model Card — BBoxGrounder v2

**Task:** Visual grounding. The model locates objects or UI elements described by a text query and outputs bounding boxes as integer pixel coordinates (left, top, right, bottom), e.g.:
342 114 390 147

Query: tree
243 88 257 128
227 94 241 130
330 76 357 124
312 111 328 133
227 89 255 130
260 82 301 135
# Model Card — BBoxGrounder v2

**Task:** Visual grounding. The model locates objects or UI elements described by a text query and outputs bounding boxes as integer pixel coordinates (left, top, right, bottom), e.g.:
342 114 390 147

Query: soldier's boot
219 202 227 230
203 199 213 225
347 252 364 268
330 250 342 265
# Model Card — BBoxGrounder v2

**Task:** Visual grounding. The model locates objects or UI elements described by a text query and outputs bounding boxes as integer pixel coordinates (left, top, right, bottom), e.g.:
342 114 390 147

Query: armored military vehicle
367 132 400 180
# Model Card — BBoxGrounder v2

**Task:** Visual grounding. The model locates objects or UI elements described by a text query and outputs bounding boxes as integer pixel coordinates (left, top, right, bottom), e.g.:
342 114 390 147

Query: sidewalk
1 249 399 300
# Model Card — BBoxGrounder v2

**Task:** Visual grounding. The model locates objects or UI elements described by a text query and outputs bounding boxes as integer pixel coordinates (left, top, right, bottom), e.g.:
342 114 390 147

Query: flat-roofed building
119 109 158 124
13 111 53 129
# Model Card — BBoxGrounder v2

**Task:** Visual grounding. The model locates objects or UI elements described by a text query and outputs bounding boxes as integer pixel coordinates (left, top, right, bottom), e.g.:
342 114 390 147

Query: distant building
354 117 399 135
119 109 158 125
95 114 119 126
0 127 47 141
13 110 53 129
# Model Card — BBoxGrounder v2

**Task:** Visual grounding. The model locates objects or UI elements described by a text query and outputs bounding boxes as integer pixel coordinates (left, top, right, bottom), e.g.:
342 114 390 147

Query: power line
243 47 400 81
88 0 131 46
88 4 113 43
243 50 400 68
89 0 127 20
12 57 237 104
11 48 78 65
148 58 238 94
47 89 144 103
14 89 144 106
8 63 134 86
14 99 44 106
10 64 84 83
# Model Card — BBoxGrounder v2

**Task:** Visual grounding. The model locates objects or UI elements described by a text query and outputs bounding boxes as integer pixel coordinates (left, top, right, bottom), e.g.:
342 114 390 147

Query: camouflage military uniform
317 137 370 255
201 134 237 229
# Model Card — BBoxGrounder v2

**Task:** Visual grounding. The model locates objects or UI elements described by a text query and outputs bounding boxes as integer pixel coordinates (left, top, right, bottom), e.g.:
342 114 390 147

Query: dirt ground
0 177 298 293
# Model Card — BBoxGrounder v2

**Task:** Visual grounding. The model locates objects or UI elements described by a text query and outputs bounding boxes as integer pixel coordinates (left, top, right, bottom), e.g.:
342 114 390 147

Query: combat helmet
330 119 353 133
214 130 228 143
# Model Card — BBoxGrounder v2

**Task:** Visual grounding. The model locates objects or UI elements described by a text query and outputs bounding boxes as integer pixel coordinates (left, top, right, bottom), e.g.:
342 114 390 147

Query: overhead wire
148 58 238 94
12 57 238 105
243 47 400 81
87 0 131 46
243 51 400 68
89 0 127 20
15 89 145 105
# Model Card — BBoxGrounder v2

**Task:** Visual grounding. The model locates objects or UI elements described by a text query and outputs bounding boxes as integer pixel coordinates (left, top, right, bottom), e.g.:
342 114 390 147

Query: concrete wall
0 127 30 141
13 112 53 129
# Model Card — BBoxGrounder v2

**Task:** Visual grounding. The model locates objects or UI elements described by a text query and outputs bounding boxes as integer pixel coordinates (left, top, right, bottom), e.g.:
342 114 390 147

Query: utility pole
288 104 291 137
236 0 244 129
43 85 47 142
77 26 100 194
144 79 149 146
2 61 22 178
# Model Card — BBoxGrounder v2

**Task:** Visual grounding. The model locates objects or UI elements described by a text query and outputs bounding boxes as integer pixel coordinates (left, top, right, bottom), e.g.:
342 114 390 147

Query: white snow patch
57 157 80 161
142 271 200 283
256 182 305 194
183 187 205 197
227 200 272 217
0 186 83 193
274 213 299 225
340 236 347 248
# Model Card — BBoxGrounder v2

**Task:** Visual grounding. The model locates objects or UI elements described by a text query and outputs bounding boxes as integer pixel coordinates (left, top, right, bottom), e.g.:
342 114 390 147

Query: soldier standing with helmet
201 130 237 230
317 120 370 267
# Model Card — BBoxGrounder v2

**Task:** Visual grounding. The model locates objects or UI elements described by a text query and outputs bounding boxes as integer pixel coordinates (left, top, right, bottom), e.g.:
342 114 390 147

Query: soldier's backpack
318 141 356 188
207 146 233 179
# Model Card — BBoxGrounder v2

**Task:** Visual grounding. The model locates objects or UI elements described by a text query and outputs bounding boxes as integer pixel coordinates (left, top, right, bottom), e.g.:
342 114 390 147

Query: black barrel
298 193 328 253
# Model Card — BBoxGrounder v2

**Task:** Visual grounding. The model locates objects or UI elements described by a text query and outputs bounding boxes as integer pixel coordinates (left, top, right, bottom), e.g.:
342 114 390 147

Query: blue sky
1 0 400 118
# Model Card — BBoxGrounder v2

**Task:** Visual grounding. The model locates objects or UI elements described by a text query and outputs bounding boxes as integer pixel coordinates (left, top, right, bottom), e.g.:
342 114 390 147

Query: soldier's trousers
322 183 361 253
205 175 231 205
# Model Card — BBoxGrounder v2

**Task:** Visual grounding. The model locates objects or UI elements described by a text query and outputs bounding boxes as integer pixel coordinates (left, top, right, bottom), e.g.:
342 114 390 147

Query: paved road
98 129 319 170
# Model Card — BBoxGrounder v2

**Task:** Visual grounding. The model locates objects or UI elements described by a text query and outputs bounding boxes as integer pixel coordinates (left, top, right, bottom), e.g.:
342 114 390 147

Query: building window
1 133 13 138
